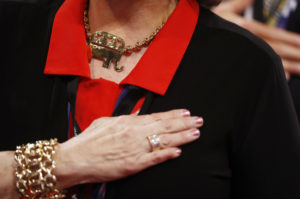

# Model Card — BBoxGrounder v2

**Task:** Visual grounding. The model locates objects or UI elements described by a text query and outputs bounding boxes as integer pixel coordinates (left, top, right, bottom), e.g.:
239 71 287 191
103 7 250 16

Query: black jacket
1 0 300 198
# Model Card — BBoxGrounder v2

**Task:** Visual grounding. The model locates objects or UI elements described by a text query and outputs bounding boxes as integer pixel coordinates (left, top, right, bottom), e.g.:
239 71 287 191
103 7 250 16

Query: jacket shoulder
194 7 283 76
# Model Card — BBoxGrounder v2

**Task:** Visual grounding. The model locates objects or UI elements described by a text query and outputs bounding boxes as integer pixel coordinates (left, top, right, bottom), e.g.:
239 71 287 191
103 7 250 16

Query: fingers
136 128 201 174
285 71 291 81
213 0 300 50
132 109 191 125
142 116 203 152
214 0 253 14
274 30 300 47
145 128 200 152
148 116 204 136
142 109 191 120
282 59 300 76
158 129 200 149
266 40 300 62
138 147 182 170
88 109 191 133
244 20 300 48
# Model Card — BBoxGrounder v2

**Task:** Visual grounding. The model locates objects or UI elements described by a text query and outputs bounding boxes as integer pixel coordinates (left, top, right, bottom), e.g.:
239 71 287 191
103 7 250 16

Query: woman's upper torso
0 0 300 198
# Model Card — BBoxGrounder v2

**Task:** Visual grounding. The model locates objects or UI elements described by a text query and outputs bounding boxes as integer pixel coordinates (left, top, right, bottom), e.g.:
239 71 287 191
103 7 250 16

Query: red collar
44 0 199 95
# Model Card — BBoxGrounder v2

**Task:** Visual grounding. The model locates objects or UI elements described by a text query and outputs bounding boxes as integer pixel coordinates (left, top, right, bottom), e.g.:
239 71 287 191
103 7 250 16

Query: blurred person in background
214 0 300 122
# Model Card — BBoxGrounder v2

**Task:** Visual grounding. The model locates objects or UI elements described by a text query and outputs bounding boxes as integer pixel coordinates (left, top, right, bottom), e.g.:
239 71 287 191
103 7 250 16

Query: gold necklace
84 8 165 72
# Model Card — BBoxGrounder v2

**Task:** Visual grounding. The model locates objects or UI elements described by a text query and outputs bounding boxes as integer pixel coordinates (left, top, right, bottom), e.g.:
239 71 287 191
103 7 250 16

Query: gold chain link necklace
84 6 166 72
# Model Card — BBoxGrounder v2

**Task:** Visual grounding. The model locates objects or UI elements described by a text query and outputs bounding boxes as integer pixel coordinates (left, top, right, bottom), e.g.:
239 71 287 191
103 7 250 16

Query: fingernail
190 129 200 137
195 117 204 126
176 149 182 156
181 110 191 117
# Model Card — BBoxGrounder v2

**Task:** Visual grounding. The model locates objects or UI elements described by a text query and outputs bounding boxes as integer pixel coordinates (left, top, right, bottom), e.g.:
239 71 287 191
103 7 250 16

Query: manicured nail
176 149 182 156
181 110 191 117
195 117 204 125
190 129 200 137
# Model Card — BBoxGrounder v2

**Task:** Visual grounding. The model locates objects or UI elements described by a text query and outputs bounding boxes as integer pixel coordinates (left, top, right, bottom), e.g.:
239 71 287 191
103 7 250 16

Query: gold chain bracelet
15 139 65 199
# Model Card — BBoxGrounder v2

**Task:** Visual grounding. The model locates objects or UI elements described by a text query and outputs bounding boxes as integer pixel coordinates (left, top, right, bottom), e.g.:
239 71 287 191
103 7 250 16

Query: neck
88 0 177 45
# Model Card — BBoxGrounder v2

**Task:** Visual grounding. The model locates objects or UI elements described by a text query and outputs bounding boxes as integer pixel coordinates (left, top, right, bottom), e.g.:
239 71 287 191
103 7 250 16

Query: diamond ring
147 134 161 152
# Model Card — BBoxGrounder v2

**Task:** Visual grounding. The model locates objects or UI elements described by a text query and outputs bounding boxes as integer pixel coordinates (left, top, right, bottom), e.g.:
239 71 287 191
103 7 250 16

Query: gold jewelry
15 139 65 199
147 135 161 152
84 7 165 72
89 31 126 72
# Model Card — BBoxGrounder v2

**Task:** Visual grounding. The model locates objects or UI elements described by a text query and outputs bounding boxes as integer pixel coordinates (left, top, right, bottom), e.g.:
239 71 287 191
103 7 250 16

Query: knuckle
184 118 192 128
104 126 115 135
165 150 175 159
141 115 151 122
149 113 161 122
92 118 101 125
151 153 163 164
90 120 97 127
90 118 103 128
117 115 128 122
160 122 173 132
171 109 182 117
120 129 133 139
114 115 136 127
159 136 171 148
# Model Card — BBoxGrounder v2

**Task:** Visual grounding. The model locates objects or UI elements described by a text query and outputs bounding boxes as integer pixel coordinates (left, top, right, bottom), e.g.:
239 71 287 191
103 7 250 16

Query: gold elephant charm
90 31 125 72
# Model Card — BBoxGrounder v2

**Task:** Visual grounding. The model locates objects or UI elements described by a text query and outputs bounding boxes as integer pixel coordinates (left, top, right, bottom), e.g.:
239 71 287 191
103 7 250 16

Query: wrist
0 151 19 199
15 139 65 198
53 141 89 189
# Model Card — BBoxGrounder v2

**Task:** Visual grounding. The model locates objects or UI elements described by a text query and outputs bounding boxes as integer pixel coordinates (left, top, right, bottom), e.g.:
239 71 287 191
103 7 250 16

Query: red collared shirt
44 0 199 132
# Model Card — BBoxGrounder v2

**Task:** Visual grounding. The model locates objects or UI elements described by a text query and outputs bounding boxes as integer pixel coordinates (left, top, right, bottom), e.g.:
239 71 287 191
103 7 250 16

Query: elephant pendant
90 31 125 72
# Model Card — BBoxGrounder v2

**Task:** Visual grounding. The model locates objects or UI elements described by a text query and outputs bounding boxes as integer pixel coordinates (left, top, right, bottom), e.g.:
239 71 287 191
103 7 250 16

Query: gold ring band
147 134 161 152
